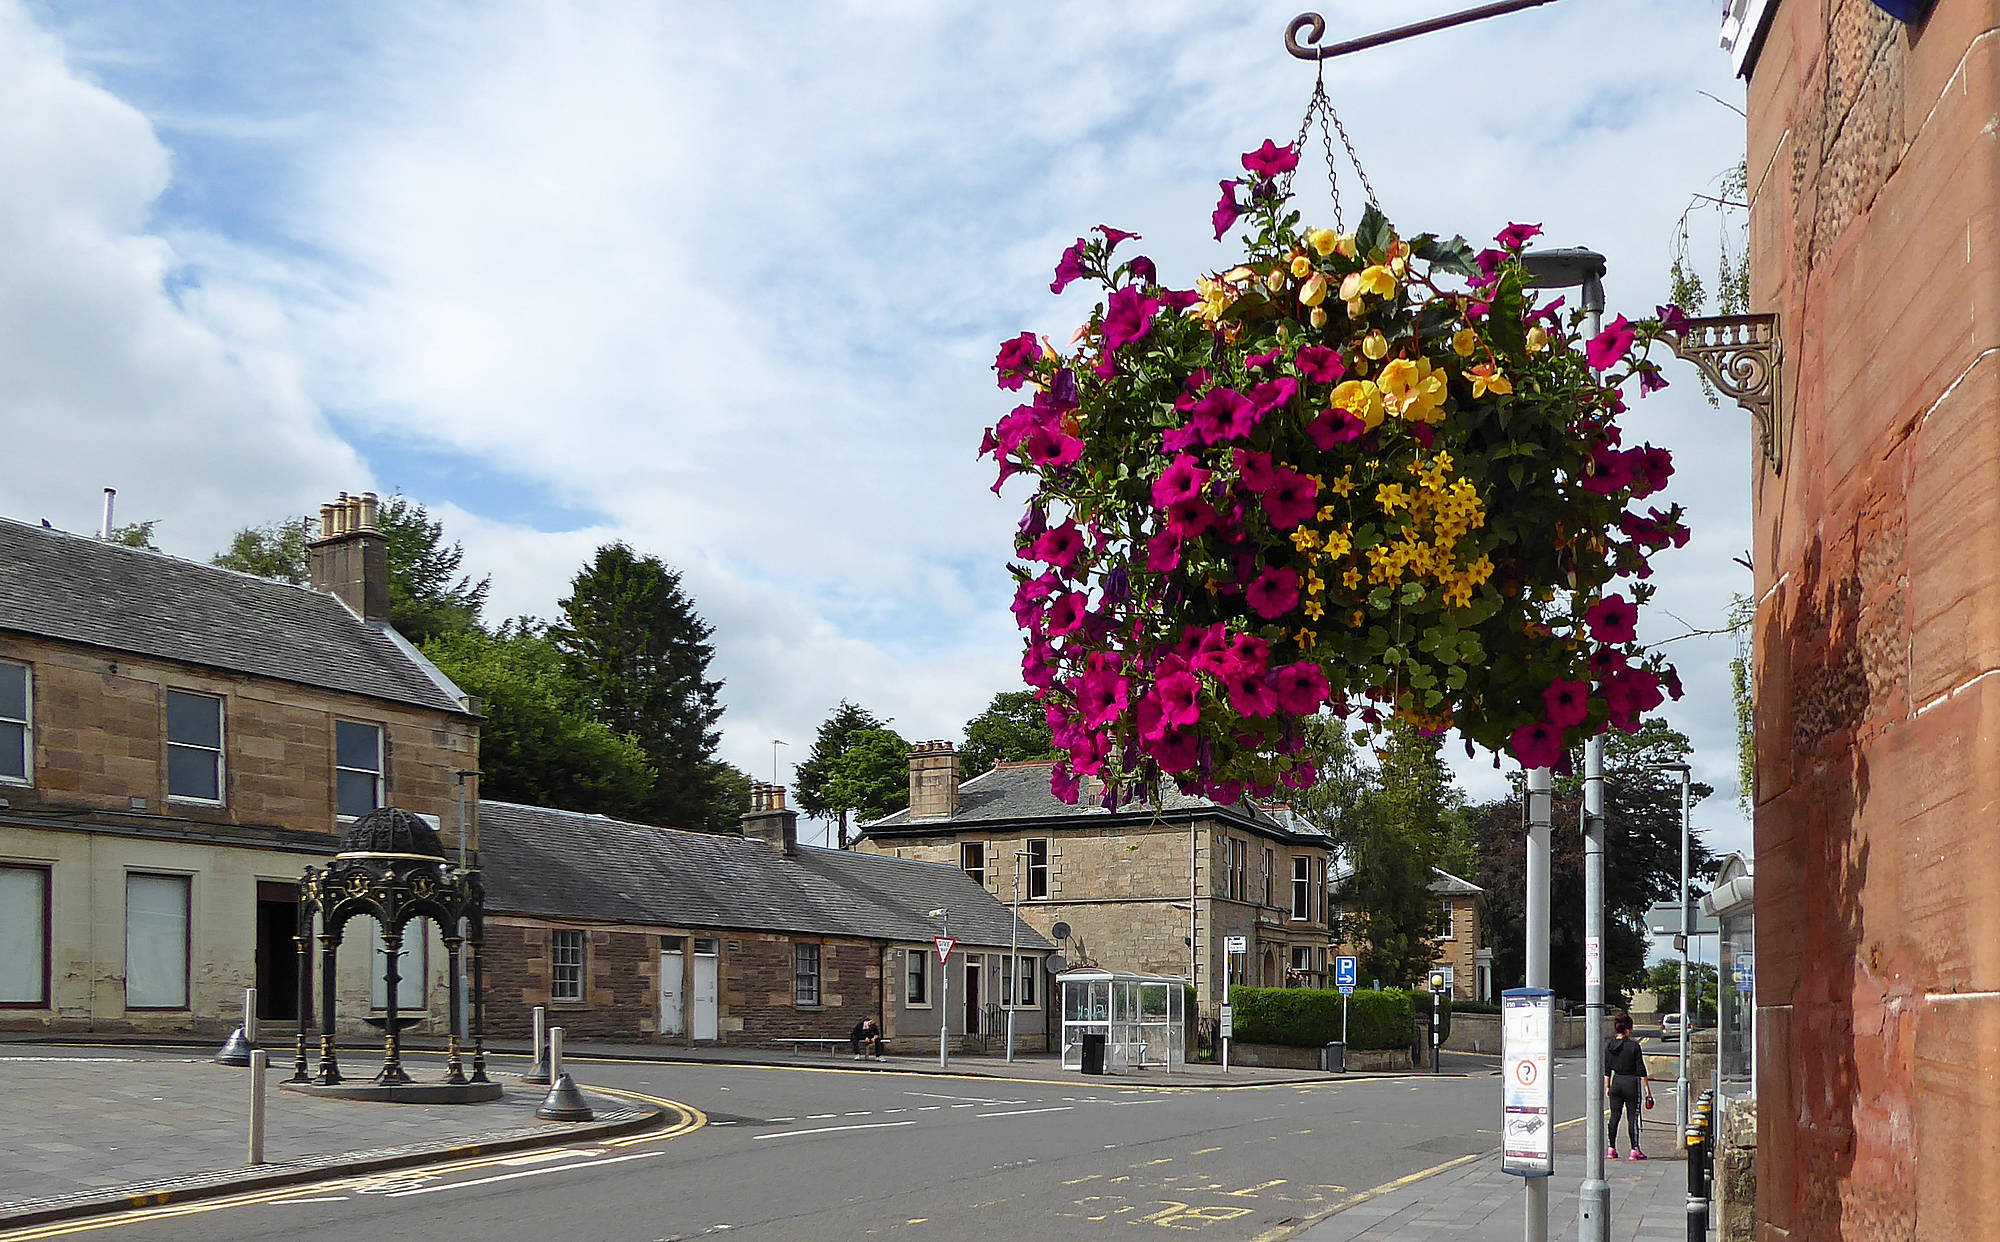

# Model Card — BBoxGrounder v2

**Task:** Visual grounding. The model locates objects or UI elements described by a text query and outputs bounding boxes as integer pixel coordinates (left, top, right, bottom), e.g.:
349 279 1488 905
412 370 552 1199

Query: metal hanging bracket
1286 1 1561 62
1663 314 1783 474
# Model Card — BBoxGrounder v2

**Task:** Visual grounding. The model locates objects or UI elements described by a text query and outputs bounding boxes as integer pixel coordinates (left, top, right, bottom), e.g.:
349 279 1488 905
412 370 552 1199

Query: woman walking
1605 1012 1654 1160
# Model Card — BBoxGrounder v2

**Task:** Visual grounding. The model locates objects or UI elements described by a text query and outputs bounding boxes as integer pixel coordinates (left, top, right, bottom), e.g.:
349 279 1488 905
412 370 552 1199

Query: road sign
934 936 956 964
1224 935 1247 954
1338 985 1354 995
1501 988 1556 1178
1733 951 1754 993
1334 956 1357 989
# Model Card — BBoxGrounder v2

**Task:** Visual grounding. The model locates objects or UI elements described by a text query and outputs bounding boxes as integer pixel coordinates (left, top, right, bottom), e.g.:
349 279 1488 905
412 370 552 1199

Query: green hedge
1230 987 1416 1051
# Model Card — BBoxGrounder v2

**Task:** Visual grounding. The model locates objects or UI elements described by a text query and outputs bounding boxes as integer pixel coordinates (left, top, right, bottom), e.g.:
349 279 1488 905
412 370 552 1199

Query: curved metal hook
1285 12 1330 60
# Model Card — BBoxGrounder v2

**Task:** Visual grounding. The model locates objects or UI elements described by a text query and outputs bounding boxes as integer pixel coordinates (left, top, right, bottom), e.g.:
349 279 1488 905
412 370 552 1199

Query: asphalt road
8 1052 1595 1242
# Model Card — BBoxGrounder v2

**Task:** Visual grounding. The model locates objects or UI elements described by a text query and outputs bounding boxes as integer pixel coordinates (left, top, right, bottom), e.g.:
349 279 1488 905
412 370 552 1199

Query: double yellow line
0 1087 705 1241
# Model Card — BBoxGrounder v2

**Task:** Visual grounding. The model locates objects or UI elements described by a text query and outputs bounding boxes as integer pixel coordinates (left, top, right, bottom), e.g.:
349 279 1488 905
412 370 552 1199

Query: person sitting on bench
850 1018 887 1060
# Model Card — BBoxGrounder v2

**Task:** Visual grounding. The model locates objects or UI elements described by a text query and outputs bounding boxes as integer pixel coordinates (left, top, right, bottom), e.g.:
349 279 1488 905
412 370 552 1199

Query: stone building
0 498 480 1036
1327 862 1484 1000
477 786 1051 1052
1726 0 2000 1236
856 745 1337 1019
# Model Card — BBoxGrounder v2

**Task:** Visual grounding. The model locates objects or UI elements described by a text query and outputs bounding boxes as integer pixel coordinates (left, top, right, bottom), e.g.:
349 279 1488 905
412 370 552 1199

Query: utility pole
1581 741 1610 1240
1524 765 1553 1242
1008 850 1030 1062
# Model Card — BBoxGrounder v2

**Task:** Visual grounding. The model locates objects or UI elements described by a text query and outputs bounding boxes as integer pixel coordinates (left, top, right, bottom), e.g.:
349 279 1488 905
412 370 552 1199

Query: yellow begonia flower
1468 363 1514 399
1308 228 1338 257
1335 233 1358 258
1378 356 1449 424
1299 273 1328 307
1362 330 1389 360
1356 265 1397 299
1266 267 1287 293
1526 324 1550 352
1309 306 1328 329
1331 379 1386 430
1451 328 1478 358
1223 266 1255 283
1338 272 1363 304
1291 255 1313 278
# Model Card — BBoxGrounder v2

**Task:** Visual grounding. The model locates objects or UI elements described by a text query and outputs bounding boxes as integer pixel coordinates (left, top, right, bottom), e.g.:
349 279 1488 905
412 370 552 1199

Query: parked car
1660 1012 1684 1038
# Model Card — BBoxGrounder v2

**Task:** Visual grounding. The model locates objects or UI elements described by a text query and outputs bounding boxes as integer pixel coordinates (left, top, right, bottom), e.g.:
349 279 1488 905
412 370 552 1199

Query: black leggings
1607 1078 1643 1148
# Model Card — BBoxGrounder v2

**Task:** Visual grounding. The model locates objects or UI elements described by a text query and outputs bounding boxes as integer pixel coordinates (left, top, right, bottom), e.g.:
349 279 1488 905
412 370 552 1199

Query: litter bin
1321 1041 1345 1073
1080 1031 1107 1076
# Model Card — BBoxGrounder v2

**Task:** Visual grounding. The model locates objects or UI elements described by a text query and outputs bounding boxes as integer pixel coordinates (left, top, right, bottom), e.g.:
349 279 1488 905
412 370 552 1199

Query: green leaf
1356 203 1392 259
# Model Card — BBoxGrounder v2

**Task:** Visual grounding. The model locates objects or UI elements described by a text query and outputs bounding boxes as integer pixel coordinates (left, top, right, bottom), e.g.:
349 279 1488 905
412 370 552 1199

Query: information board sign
1224 935 1247 954
1218 1003 1233 1039
1501 987 1556 1178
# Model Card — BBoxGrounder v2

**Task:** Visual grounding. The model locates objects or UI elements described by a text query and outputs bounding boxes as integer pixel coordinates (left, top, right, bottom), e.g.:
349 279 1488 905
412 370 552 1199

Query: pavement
0 1047 667 1229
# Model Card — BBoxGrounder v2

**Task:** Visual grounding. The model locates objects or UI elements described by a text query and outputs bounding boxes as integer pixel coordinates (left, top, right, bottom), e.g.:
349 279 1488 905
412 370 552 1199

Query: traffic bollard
535 1026 593 1121
215 987 258 1066
521 1004 551 1085
248 1049 268 1165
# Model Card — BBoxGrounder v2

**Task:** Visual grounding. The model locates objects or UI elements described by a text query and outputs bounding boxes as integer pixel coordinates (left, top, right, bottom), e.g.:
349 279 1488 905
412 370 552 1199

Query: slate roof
862 760 1333 847
0 517 470 716
477 800 1052 951
1329 859 1485 897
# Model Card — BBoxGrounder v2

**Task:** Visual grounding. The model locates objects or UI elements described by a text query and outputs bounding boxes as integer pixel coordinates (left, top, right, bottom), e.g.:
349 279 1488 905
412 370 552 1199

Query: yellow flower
1223 266 1255 283
1341 566 1363 590
1290 527 1320 555
1307 228 1338 257
1267 267 1287 293
1330 474 1353 497
1291 254 1314 278
1335 233 1358 258
1378 356 1449 424
1468 363 1513 399
1299 273 1328 307
1303 599 1325 621
1295 629 1318 647
1355 264 1397 299
1338 272 1363 304
1322 526 1352 559
1362 330 1389 360
1330 379 1385 430
1309 306 1328 329
1451 328 1479 358
1526 324 1550 352
1377 482 1412 514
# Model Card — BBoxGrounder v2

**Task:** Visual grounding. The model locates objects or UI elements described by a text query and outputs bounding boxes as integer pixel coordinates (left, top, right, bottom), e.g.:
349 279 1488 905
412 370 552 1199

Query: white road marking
385 1150 665 1197
753 1120 916 1141
978 1106 1074 1119
905 1090 1006 1103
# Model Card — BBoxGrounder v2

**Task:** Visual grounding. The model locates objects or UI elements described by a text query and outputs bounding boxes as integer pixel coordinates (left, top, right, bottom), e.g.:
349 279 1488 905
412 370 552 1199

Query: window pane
336 721 381 772
0 867 47 1004
167 746 219 801
0 663 25 721
165 692 221 748
125 874 189 1008
337 769 380 818
0 722 24 781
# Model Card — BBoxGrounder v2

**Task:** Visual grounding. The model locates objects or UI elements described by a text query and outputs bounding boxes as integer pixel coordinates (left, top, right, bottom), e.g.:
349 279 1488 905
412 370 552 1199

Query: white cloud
5 1 1757 852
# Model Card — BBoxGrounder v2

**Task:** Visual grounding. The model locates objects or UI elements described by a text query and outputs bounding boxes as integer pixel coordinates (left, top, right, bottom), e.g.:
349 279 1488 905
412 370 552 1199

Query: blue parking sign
1334 956 1357 989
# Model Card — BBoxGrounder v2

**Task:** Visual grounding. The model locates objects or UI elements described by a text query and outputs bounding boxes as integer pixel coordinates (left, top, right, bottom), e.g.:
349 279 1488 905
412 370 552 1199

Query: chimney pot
306 491 392 621
740 783 798 856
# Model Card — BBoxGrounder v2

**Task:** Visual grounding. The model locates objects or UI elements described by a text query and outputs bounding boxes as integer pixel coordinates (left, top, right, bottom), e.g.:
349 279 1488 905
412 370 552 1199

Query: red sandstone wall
1747 2 2000 1238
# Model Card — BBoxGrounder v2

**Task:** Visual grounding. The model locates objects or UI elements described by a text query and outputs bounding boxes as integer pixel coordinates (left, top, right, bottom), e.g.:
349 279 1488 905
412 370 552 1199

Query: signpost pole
1220 937 1244 1074
1525 767 1554 1242
1581 738 1610 1241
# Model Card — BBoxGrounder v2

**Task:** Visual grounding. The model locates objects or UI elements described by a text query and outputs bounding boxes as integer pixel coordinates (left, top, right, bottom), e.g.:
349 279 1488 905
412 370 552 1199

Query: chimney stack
740 782 799 856
907 741 960 820
100 488 116 540
307 491 391 621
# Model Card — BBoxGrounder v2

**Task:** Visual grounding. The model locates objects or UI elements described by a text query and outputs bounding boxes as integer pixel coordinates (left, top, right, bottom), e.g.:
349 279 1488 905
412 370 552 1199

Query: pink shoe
1629 1149 1648 1161
1607 1147 1619 1161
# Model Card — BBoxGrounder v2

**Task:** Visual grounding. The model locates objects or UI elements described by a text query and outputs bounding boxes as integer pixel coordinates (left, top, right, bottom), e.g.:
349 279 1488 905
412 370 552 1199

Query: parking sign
1334 956 1357 990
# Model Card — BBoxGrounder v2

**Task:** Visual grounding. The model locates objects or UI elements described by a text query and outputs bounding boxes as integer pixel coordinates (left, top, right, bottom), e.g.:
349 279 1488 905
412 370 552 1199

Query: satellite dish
1045 954 1069 974
1050 921 1072 941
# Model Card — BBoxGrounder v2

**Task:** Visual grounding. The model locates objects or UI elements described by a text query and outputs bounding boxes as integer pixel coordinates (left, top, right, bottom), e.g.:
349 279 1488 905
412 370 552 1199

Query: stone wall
1745 2 2000 1238
483 920 661 1043
721 933 879 1044
1721 1095 1759 1242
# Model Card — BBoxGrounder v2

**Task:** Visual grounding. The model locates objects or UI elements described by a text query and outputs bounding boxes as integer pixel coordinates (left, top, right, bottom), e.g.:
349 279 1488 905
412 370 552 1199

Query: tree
1640 960 1719 1022
1474 719 1721 1005
422 622 655 818
958 689 1053 779
212 495 488 642
1290 714 1376 837
795 701 909 847
1341 723 1461 987
554 543 731 832
213 518 311 584
107 520 160 550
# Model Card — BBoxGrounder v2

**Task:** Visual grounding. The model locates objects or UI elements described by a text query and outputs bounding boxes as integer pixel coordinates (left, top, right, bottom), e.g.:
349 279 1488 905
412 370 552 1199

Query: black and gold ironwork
1663 313 1783 474
289 807 487 1088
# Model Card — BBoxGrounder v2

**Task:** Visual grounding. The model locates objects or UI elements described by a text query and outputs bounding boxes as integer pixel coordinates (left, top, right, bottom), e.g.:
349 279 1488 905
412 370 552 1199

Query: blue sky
2 1 1754 851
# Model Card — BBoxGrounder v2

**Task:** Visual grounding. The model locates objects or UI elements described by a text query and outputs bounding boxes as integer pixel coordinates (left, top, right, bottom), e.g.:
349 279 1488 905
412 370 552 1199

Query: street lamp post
929 908 950 1069
1648 761 1694 1134
1523 246 1610 1242
1007 850 1031 1062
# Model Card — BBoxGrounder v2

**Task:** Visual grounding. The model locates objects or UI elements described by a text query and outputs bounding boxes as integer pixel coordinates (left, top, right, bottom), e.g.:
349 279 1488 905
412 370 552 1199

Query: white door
660 949 685 1038
693 939 720 1042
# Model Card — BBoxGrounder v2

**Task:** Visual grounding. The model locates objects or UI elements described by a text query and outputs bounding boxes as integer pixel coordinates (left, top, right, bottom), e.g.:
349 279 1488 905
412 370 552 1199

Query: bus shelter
1057 969 1186 1073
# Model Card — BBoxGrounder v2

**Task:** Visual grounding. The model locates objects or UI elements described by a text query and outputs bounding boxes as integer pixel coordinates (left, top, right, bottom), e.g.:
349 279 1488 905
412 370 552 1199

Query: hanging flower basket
980 139 1690 807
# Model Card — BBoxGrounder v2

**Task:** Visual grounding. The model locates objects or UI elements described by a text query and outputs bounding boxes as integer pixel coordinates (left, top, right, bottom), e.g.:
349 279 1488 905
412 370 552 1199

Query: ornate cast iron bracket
1662 313 1784 474
1286 1 1560 62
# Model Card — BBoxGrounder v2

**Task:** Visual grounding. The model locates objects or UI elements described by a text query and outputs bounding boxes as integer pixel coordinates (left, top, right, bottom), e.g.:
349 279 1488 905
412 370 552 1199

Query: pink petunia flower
1541 678 1591 729
1242 139 1300 179
1050 238 1089 295
1260 468 1319 531
1584 594 1638 644
1233 448 1277 493
1101 287 1163 352
994 332 1040 389
1307 408 1366 449
1154 669 1203 729
1246 566 1301 619
1225 670 1279 718
1585 315 1637 371
1152 455 1212 510
1294 345 1345 384
1272 662 1330 714
1509 720 1564 770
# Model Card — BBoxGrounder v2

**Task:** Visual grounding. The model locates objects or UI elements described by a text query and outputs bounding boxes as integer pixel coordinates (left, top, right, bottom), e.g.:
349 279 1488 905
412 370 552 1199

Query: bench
771 1037 854 1056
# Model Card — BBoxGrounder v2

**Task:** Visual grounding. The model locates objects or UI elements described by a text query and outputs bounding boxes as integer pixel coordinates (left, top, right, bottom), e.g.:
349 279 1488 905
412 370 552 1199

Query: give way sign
934 936 957 964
